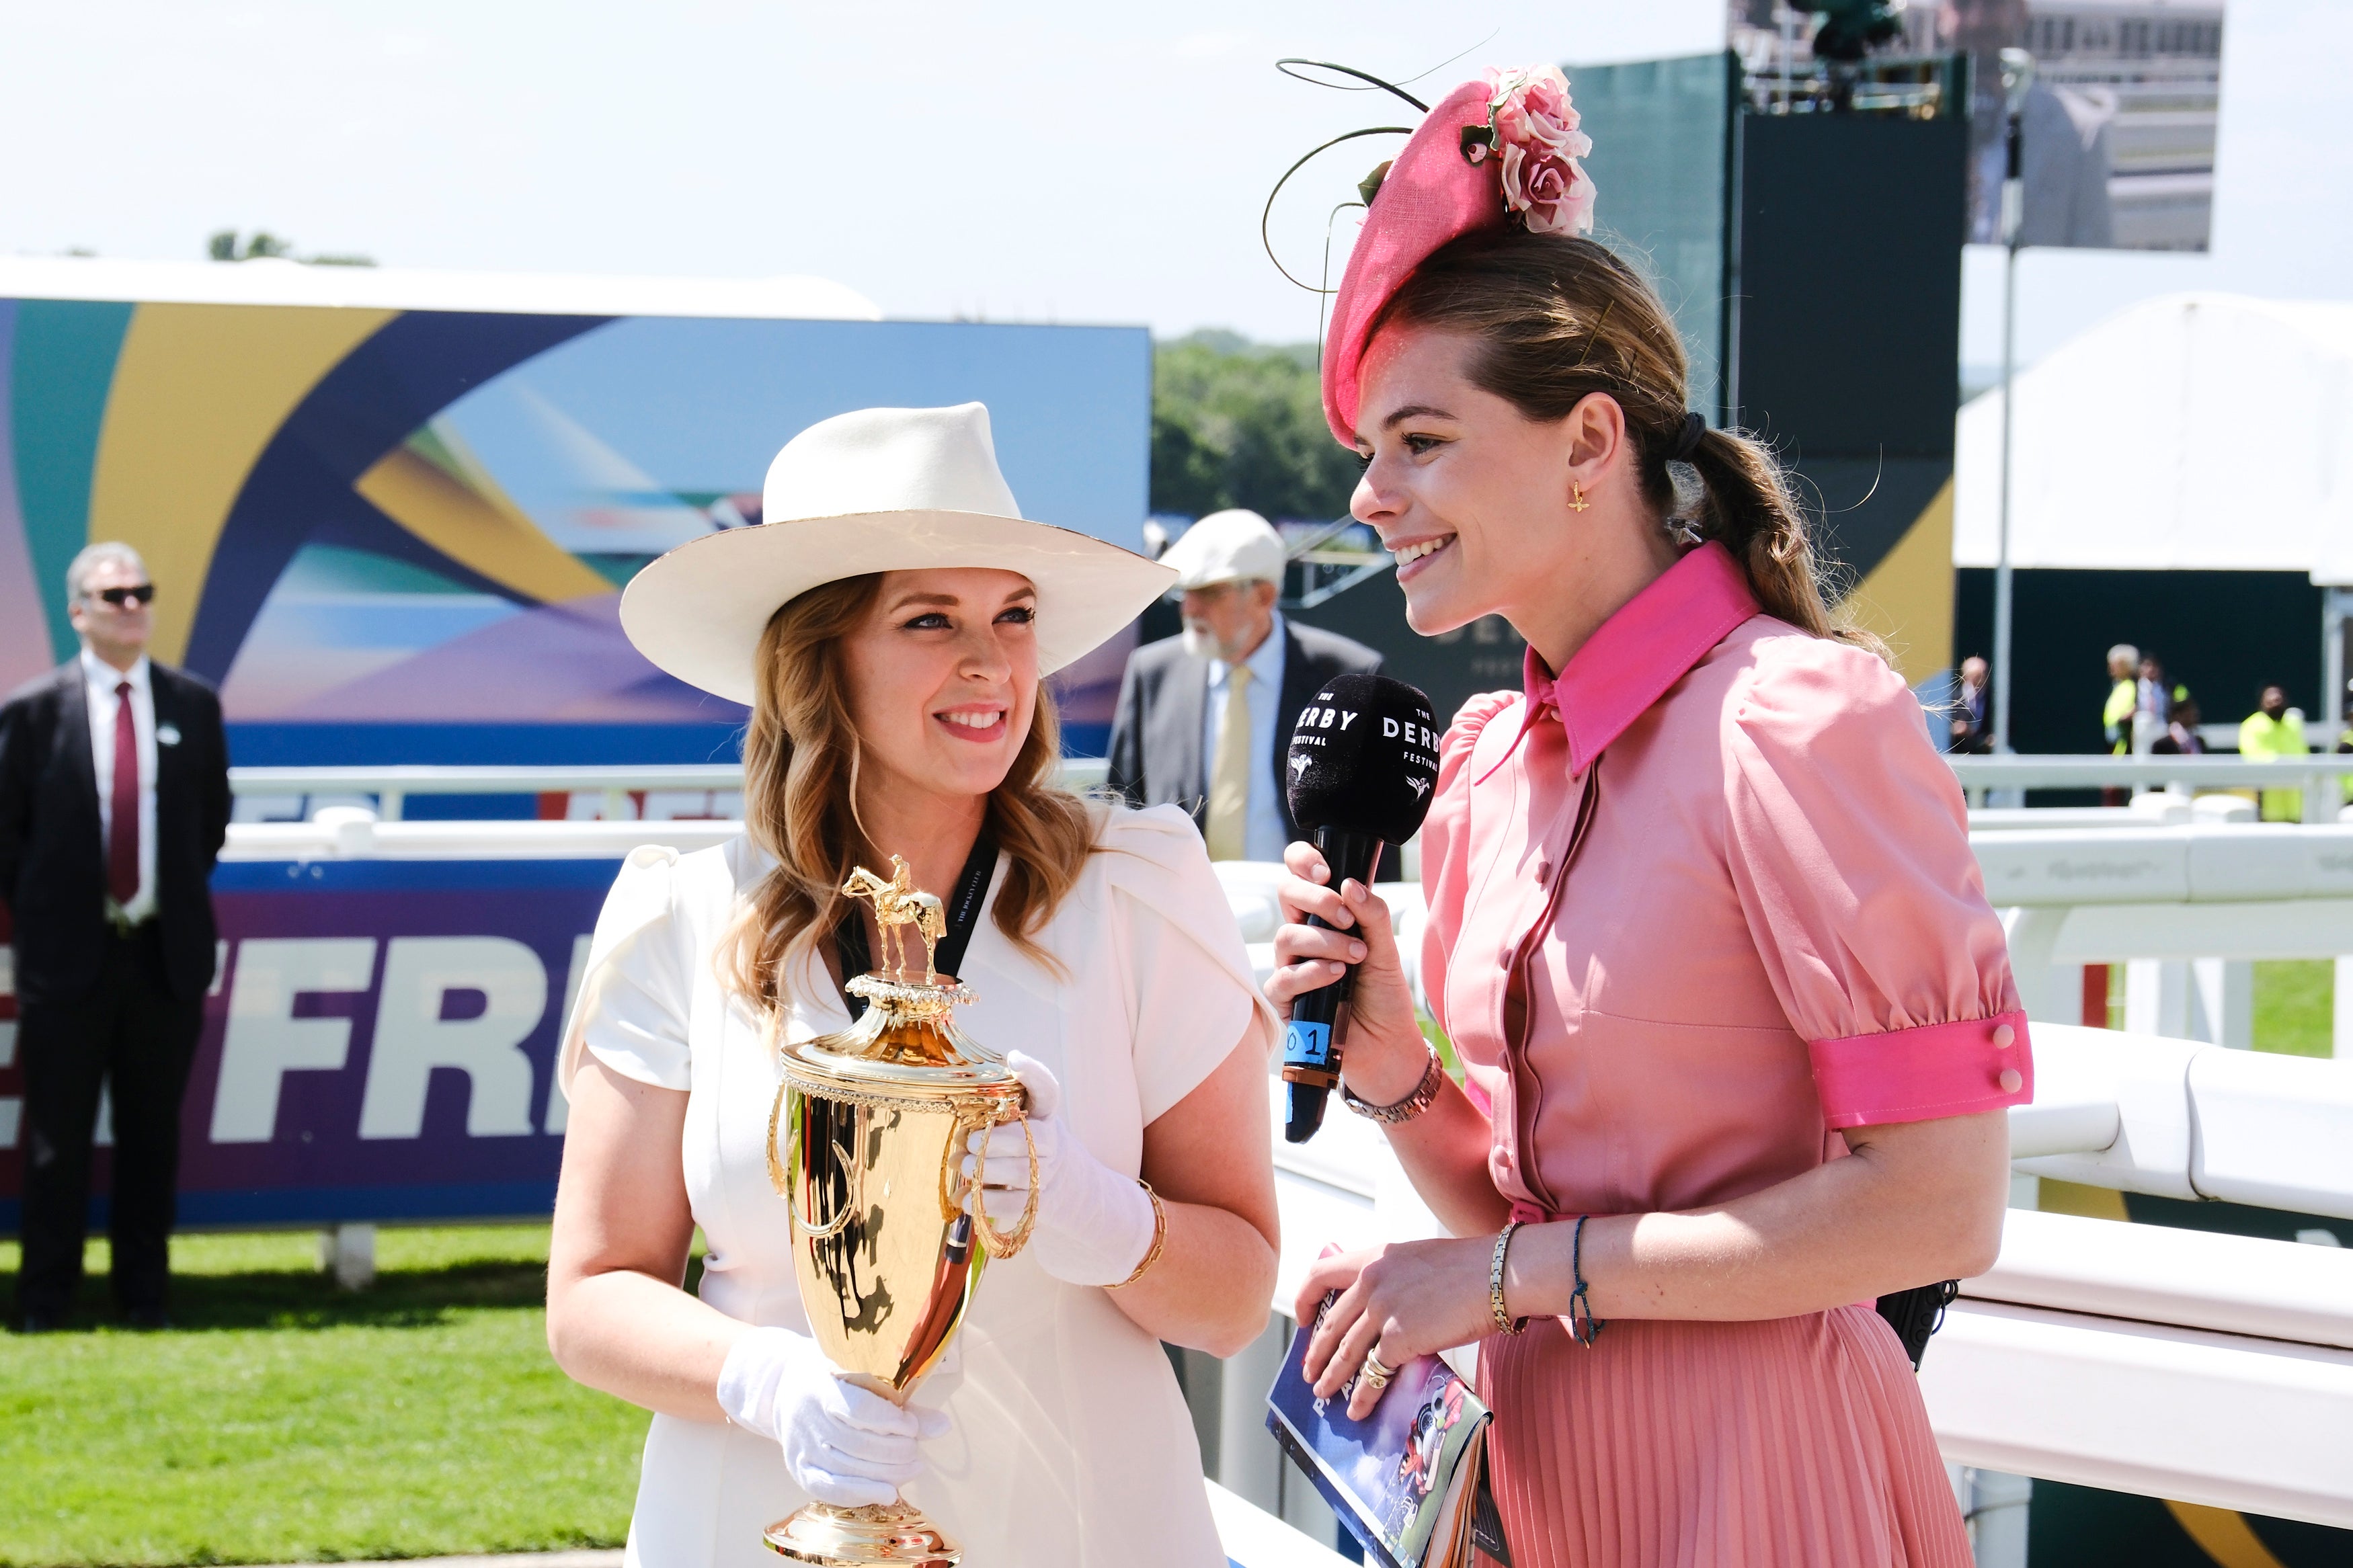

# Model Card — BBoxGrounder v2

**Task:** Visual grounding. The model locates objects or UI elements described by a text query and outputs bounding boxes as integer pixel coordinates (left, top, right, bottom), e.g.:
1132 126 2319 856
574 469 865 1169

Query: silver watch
1340 1047 1447 1124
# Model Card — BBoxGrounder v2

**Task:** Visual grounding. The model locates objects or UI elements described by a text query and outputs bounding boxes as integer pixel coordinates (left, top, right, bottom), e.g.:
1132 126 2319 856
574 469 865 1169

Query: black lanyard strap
834 829 1000 1019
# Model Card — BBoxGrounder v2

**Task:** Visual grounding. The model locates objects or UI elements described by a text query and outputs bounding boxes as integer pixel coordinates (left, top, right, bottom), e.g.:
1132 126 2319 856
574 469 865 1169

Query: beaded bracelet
1567 1213 1607 1348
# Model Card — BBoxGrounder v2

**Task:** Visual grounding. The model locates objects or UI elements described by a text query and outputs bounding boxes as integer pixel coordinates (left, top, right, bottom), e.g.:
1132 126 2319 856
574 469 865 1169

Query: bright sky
0 1 1719 343
3 0 2344 360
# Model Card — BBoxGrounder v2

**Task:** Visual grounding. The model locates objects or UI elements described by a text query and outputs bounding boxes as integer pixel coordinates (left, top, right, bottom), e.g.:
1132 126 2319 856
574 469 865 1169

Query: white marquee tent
1954 293 2353 581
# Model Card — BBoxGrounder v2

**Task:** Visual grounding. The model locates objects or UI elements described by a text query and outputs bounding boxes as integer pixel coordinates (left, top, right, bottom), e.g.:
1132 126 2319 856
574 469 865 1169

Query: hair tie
1668 411 1705 463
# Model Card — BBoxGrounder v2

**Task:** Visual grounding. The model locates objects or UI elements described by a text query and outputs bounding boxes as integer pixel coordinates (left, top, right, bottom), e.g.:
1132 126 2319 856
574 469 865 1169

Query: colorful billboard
0 292 1151 765
0 858 610 1232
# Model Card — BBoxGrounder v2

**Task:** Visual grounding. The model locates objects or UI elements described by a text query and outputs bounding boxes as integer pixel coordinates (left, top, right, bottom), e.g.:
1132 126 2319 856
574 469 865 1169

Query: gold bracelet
1490 1220 1527 1335
1108 1181 1168 1290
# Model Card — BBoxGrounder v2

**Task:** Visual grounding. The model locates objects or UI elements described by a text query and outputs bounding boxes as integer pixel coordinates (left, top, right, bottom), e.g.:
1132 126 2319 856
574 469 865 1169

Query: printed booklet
1264 1299 1505 1568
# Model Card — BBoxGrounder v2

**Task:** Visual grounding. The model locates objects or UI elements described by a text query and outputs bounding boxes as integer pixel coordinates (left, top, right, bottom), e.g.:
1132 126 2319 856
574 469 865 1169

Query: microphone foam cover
1286 672 1443 843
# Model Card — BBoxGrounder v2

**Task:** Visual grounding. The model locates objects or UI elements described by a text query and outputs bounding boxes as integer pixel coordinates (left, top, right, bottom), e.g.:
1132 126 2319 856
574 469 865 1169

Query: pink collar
1515 542 1760 778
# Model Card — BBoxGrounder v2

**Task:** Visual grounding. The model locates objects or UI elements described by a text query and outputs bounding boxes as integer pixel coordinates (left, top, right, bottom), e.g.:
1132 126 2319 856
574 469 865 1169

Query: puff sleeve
1103 806 1281 1124
559 844 693 1096
1722 640 2032 1128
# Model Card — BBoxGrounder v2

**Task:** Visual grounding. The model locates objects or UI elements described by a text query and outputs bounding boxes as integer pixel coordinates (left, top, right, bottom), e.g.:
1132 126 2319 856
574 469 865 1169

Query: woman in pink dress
1267 69 2033 1567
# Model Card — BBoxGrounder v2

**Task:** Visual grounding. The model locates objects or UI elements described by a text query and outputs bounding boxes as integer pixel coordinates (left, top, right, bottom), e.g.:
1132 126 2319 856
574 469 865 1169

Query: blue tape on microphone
1284 1018 1334 1072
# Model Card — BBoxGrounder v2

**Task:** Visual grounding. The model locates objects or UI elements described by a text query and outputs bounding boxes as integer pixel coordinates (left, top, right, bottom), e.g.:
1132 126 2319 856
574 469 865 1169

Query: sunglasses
90 584 157 607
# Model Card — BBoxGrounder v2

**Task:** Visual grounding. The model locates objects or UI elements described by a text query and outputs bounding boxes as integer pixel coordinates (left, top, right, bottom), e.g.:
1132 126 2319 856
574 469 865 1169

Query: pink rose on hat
1485 65 1596 236
1501 138 1596 236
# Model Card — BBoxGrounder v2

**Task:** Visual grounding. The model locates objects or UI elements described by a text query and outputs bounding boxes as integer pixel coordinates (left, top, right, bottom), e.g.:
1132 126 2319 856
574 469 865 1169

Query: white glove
961 1051 1158 1288
717 1325 950 1509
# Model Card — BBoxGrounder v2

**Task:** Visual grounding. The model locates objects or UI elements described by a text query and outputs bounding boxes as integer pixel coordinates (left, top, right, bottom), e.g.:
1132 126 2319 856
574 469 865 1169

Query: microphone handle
1282 827 1385 1144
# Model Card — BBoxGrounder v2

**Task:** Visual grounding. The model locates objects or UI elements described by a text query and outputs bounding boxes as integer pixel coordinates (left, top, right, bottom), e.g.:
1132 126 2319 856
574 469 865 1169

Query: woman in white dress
545 403 1281 1567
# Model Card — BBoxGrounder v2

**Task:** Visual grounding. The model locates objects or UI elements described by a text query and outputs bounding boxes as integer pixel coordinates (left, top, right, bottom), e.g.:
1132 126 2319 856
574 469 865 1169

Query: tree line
1150 330 1361 524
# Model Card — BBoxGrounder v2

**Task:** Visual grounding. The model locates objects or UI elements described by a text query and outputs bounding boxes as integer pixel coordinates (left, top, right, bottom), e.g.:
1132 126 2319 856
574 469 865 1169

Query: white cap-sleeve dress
557 803 1276 1568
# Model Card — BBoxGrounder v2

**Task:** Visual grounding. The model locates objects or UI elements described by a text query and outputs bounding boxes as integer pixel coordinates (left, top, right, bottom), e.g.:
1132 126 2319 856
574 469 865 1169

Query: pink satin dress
1419 543 2032 1567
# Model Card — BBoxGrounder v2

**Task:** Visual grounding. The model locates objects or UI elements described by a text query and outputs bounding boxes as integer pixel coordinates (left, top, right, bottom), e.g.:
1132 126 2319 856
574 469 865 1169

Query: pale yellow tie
1205 663 1252 861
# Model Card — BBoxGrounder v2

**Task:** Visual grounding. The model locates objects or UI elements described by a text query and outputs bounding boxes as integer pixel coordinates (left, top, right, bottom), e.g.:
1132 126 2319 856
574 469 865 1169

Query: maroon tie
108 679 138 906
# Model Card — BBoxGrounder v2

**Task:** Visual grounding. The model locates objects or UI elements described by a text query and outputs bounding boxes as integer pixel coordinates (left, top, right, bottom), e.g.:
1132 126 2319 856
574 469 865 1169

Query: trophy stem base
763 1501 961 1566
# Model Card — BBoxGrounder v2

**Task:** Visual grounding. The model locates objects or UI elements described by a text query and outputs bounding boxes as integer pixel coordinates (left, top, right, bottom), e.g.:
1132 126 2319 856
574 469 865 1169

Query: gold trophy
761 857 1038 1567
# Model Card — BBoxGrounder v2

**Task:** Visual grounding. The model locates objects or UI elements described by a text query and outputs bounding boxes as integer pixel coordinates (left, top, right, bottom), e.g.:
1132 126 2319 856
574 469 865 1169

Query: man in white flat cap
1107 508 1382 863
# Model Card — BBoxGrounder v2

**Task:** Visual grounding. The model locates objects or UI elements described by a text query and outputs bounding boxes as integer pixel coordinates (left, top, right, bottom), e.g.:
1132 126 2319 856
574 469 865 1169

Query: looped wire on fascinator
1260 60 1431 296
1293 55 1604 444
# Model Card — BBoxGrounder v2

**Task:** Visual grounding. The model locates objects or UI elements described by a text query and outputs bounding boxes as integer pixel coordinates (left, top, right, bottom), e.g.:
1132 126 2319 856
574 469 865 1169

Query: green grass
1419 1016 1462 1079
2090 961 2336 1057
2253 959 2338 1058
0 1225 651 1567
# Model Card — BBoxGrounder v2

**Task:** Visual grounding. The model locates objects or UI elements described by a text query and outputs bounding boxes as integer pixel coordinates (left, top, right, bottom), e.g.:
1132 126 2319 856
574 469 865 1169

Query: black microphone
1281 671 1442 1143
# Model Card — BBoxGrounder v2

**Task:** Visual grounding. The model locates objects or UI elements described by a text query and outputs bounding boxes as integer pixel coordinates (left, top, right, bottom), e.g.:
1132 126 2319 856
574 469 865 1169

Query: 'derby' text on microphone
1281 672 1441 1143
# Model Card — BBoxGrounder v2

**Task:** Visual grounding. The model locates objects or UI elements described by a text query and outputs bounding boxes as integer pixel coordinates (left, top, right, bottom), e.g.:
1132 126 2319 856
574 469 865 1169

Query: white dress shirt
82 648 158 923
1201 611 1290 864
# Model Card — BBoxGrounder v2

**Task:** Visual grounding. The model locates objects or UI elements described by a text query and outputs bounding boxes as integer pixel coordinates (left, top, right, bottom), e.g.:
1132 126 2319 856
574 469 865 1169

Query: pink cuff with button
1806 1011 2033 1129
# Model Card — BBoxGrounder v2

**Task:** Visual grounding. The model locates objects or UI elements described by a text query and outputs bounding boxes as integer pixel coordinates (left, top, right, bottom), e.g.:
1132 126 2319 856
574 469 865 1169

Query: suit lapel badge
157 723 182 747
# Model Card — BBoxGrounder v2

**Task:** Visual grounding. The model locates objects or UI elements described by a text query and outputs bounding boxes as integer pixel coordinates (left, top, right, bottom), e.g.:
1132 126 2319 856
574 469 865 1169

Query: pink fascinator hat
1308 66 1598 446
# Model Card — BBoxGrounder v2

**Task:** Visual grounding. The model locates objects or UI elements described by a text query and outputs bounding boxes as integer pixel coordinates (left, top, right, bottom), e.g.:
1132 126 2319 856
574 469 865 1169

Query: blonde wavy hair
724 573 1099 1014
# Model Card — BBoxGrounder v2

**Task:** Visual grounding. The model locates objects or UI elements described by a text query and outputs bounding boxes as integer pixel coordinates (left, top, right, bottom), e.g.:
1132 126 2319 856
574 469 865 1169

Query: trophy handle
961 1109 1042 1260
768 1082 859 1240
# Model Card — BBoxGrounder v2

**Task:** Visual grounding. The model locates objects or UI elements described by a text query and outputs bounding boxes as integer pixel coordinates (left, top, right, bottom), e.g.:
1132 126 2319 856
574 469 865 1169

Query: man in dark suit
0 542 230 1331
1107 509 1383 862
1946 655 1992 755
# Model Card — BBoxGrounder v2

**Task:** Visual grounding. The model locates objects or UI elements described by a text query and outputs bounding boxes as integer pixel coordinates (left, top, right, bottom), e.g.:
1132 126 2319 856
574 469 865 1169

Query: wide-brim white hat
620 402 1176 704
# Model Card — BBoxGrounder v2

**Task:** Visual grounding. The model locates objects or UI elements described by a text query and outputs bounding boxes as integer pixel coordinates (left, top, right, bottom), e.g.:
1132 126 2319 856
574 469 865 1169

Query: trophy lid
781 858 1025 1104
785 972 1021 1092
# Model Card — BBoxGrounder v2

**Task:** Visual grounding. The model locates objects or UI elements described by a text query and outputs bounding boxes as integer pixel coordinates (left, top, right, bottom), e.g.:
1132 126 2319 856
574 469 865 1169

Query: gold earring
1570 482 1590 513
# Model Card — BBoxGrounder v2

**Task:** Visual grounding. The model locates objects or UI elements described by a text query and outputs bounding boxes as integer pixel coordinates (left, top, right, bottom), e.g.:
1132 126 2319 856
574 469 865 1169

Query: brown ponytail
1369 229 1884 657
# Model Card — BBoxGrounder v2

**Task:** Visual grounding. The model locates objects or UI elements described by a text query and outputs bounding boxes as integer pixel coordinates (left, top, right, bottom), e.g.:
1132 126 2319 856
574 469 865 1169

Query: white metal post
1991 237 2018 757
1218 1317 1289 1512
2335 957 2353 1061
317 1222 376 1290
2324 589 2346 756
2307 770 2336 825
1968 1469 2033 1567
1999 907 2077 1024
2190 959 2255 1050
2126 960 2194 1039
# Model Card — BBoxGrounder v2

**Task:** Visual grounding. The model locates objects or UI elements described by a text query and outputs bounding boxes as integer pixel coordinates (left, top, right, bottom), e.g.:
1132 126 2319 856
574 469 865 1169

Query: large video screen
0 302 1150 764
1953 0 2225 250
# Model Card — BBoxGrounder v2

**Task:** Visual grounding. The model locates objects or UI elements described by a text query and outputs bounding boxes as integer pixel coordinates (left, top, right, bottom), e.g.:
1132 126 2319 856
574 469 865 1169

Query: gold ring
1359 1350 1396 1390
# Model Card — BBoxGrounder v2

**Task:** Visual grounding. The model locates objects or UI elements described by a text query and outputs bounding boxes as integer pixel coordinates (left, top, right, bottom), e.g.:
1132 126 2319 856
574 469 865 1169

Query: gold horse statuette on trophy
842 856 947 983
762 857 1037 1567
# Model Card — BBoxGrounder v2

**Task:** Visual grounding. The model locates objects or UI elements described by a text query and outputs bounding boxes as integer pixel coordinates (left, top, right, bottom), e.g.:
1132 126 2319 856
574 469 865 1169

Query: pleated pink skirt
1476 1304 1970 1568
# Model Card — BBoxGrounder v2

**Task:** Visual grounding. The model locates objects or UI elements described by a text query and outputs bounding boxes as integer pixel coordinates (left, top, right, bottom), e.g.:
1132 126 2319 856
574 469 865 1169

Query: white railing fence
1983 821 2353 1054
205 763 2353 1551
1950 754 2353 825
229 764 744 823
1259 1024 2353 1538
226 759 1113 822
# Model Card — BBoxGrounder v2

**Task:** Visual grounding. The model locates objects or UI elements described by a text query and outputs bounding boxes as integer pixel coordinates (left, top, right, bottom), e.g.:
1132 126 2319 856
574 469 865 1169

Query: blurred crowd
1941 642 2350 821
